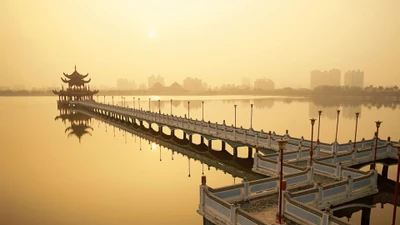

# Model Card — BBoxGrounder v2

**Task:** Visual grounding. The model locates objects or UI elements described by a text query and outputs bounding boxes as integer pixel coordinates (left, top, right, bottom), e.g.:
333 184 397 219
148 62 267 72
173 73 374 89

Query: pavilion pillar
248 147 253 158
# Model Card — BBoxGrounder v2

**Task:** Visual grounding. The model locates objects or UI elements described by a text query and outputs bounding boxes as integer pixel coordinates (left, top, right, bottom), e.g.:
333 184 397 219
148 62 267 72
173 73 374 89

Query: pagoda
53 66 99 105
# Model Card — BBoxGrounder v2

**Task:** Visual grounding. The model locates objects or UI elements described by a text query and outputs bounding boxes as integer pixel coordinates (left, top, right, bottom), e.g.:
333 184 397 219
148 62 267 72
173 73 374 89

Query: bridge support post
382 165 388 179
183 132 187 140
233 147 238 159
248 147 253 158
200 136 204 144
159 126 163 135
189 134 193 143
221 141 226 151
171 129 175 137
361 207 371 225
208 140 212 150
139 121 143 127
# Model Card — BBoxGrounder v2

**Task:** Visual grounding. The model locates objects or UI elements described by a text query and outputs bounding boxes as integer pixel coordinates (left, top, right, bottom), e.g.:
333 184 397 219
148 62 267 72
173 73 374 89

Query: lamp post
149 98 151 111
187 101 190 119
202 101 204 121
133 97 135 109
112 96 114 105
353 112 360 149
170 99 173 115
391 144 400 225
310 118 316 166
317 110 322 144
234 104 237 127
371 121 382 170
103 95 105 103
138 98 140 110
158 100 161 114
335 110 341 142
250 104 254 129
276 139 288 224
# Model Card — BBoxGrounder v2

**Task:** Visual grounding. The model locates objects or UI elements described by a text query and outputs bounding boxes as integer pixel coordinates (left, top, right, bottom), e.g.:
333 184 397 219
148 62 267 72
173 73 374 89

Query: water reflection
333 174 400 225
54 105 263 181
55 105 94 142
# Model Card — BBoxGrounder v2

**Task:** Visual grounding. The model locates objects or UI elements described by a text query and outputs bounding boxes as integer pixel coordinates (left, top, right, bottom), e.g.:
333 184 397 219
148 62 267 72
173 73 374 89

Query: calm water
1 96 399 225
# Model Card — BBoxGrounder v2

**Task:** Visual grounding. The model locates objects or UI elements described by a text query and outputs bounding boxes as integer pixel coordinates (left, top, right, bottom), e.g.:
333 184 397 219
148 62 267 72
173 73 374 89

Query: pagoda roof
63 65 89 79
61 65 91 87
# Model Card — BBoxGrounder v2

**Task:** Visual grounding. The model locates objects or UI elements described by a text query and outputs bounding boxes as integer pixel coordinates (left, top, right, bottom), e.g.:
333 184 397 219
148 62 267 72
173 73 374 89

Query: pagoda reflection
55 105 94 143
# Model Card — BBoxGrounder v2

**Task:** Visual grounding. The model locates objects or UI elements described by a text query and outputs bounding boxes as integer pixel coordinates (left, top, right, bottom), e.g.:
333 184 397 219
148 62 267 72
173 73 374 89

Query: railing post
230 204 237 225
223 123 226 138
317 182 323 207
336 162 342 180
309 165 314 185
199 176 207 215
315 143 320 158
321 207 332 225
347 175 353 198
242 177 249 201
372 169 378 191
361 138 366 149
298 146 302 161
255 134 258 146
252 149 259 171
333 152 337 164
268 133 272 148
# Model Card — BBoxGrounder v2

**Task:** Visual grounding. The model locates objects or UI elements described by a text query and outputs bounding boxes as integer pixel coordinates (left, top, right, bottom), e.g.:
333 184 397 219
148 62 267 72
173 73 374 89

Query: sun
148 31 155 37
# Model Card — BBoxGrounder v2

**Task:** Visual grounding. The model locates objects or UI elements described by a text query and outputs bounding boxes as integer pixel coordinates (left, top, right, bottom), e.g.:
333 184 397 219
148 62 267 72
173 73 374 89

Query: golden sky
2 0 400 89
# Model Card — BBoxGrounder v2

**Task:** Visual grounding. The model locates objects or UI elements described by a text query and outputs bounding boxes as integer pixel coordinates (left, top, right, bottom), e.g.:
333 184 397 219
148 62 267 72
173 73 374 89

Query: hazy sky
2 0 400 89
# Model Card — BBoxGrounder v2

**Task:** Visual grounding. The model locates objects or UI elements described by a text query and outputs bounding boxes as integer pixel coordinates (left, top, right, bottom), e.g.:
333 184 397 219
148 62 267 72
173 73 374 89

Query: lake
1 96 399 225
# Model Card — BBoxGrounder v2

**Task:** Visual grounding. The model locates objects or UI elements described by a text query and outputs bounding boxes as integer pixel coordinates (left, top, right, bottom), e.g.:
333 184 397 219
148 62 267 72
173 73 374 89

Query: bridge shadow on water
54 104 264 181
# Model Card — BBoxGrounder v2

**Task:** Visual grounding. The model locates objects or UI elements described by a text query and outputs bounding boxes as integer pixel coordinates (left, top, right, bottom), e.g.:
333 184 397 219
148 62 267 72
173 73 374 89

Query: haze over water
1 96 399 225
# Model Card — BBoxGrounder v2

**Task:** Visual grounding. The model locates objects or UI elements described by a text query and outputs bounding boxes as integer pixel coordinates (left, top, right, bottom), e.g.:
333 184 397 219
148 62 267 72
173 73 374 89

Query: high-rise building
148 75 165 89
310 69 341 89
344 70 364 87
254 78 275 90
242 77 251 88
183 77 207 91
117 78 137 90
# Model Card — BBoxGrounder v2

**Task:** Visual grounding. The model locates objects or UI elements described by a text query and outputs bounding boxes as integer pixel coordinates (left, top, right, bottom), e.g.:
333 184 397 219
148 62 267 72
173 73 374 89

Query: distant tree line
1 85 399 100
